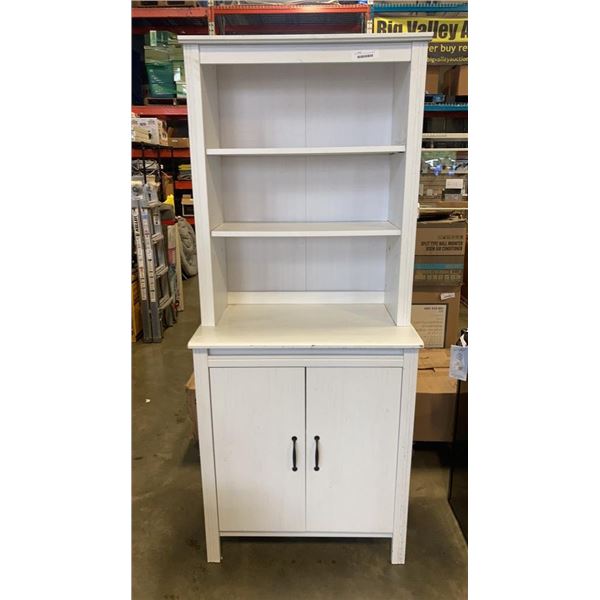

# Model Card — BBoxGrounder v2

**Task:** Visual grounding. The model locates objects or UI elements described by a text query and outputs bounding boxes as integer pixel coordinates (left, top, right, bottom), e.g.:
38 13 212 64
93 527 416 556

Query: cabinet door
210 367 305 532
306 367 403 533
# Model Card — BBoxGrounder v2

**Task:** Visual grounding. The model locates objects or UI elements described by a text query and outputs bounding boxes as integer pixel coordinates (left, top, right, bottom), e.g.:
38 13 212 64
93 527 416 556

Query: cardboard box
414 349 458 442
185 373 198 441
162 173 174 200
442 65 468 97
425 67 442 94
169 137 189 148
131 117 169 146
167 126 189 148
412 287 461 348
414 218 467 286
181 194 194 216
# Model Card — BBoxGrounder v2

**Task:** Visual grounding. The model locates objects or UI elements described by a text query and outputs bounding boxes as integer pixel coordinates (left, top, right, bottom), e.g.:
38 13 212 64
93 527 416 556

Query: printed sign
375 17 468 64
411 304 447 348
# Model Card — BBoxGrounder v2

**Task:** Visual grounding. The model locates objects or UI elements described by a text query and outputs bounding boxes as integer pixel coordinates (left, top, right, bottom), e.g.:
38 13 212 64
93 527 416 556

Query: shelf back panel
225 237 387 293
215 63 408 148
218 155 390 223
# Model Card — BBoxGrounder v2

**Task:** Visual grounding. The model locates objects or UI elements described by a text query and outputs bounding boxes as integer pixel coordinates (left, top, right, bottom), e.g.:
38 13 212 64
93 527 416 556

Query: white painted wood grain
212 221 401 238
187 304 423 349
180 33 432 45
208 348 404 357
221 156 307 222
207 146 405 156
395 43 429 325
225 238 306 292
306 156 390 221
306 63 394 147
220 155 390 223
207 355 404 368
192 350 221 562
220 531 391 538
227 291 384 304
391 349 419 564
306 237 387 291
306 367 403 532
184 46 217 325
198 44 412 65
210 367 306 532
217 64 305 148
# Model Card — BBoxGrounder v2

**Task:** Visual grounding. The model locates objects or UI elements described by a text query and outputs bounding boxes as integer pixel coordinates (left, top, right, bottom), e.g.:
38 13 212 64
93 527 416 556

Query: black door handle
314 435 320 471
291 436 297 471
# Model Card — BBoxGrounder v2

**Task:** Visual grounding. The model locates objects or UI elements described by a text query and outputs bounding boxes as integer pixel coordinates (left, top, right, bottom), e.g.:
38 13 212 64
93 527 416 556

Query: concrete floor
133 277 467 600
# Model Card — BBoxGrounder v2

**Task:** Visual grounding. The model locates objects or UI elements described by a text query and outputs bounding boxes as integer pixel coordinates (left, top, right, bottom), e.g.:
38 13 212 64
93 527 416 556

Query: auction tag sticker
449 345 468 381
353 49 378 60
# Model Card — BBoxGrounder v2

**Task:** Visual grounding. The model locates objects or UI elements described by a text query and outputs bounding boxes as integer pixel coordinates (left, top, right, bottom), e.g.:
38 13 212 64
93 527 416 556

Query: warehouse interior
5 2 600 599
131 2 468 598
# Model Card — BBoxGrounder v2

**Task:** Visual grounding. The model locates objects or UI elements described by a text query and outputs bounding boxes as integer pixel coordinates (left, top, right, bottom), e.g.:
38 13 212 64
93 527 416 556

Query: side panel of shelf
392 41 429 325
184 45 226 325
385 59 410 323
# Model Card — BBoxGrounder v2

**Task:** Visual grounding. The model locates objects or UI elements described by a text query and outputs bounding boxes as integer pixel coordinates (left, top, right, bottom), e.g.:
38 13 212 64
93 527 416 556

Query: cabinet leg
193 349 222 564
391 535 406 565
390 349 419 565
206 533 221 563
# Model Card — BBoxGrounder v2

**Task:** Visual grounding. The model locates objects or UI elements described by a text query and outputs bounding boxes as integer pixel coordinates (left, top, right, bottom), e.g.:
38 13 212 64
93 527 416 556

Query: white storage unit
183 33 430 564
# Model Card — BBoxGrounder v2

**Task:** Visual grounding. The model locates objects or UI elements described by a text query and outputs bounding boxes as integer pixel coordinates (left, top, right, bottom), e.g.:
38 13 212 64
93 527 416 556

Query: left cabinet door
210 367 306 532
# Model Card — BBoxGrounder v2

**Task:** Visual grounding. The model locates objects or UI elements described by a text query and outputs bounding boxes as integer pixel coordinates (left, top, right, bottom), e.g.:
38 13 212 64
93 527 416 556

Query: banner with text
374 17 468 64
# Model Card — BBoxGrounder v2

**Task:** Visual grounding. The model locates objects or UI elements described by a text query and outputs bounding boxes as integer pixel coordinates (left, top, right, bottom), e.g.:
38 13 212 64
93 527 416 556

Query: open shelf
188 304 422 349
212 221 402 238
180 35 427 326
206 146 405 157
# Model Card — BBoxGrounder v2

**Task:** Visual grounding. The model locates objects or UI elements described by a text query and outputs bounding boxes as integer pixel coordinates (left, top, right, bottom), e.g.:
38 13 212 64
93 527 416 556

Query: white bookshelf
183 36 429 326
182 34 430 566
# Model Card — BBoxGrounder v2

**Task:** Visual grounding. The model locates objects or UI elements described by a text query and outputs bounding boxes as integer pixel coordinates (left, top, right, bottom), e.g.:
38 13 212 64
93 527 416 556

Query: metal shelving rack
131 1 468 220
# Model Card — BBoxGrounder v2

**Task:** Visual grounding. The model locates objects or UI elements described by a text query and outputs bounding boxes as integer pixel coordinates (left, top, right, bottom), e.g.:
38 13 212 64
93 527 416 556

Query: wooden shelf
211 221 402 238
188 304 423 350
206 145 405 157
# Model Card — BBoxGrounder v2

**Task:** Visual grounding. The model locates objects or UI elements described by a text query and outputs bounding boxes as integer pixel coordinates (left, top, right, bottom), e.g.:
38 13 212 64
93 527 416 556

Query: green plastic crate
146 63 175 98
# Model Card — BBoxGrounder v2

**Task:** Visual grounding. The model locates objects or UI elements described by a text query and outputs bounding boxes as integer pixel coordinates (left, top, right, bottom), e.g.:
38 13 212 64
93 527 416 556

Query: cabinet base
220 531 392 538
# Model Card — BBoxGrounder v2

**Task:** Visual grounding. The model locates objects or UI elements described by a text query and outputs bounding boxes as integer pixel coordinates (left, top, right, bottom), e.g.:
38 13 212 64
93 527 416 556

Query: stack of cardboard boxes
411 217 467 441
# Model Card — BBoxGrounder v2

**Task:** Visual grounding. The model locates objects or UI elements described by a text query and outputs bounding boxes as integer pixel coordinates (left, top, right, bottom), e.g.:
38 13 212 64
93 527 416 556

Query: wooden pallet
144 96 187 106
133 1 199 7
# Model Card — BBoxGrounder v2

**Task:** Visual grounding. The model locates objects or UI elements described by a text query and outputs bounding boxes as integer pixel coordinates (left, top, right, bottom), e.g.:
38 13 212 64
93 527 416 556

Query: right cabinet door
306 367 403 533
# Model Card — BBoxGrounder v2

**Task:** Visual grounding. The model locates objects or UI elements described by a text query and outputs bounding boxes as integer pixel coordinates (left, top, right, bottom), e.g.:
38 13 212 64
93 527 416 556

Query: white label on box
440 292 456 300
411 304 447 348
353 50 378 60
445 178 464 190
449 345 468 381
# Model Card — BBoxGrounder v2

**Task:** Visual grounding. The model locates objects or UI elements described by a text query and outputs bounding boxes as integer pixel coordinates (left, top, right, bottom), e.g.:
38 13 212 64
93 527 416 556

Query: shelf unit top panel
188 304 424 349
206 146 405 156
178 33 433 45
212 221 402 238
